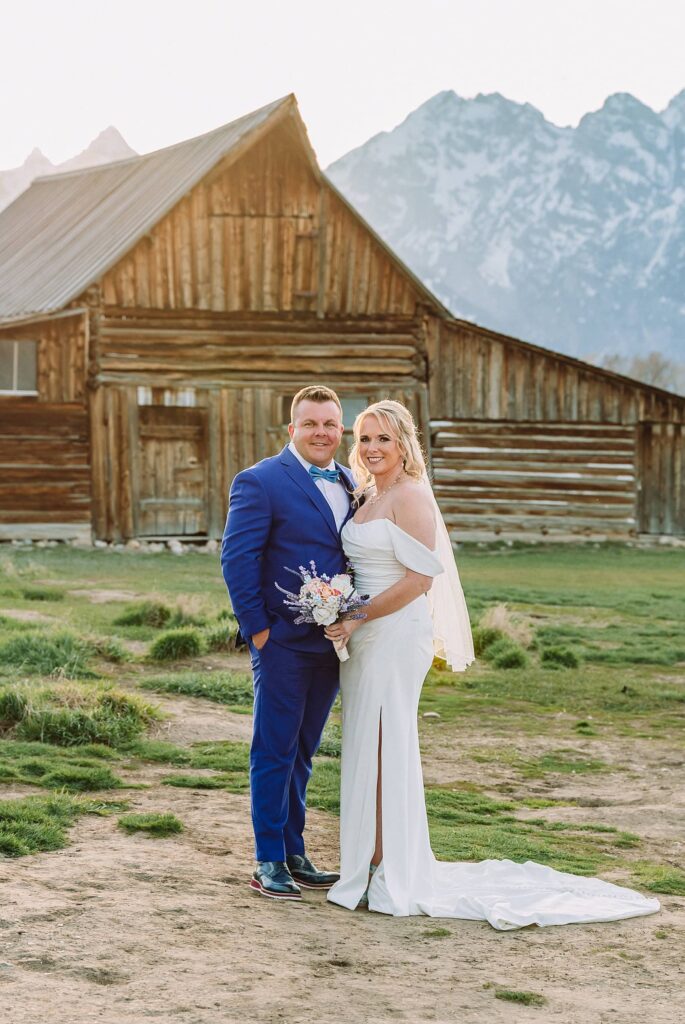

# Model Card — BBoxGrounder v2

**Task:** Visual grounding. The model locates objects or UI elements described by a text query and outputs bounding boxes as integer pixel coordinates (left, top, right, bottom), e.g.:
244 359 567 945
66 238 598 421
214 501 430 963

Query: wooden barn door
137 406 209 536
636 422 685 536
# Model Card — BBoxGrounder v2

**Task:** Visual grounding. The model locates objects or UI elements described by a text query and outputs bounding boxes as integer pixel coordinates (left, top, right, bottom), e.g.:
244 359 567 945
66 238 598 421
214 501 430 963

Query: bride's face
357 415 403 479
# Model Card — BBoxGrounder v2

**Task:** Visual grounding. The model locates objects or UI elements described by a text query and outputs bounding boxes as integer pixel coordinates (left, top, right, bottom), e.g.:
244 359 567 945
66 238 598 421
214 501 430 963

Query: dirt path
1 700 683 1024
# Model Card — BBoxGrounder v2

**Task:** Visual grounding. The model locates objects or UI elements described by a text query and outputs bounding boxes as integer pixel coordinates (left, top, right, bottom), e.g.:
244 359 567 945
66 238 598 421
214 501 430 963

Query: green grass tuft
139 671 253 707
541 645 582 669
0 740 125 792
0 683 158 747
0 632 96 678
113 602 172 628
494 989 546 1007
0 793 126 856
188 741 250 774
491 642 528 670
118 812 184 837
21 586 64 602
203 621 239 653
162 774 232 789
38 763 122 792
472 626 506 657
122 739 190 764
148 629 204 662
632 863 685 896
88 636 129 663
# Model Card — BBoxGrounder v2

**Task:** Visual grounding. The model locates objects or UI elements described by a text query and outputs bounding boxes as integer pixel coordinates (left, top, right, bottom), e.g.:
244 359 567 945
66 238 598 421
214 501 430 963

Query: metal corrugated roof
0 97 291 322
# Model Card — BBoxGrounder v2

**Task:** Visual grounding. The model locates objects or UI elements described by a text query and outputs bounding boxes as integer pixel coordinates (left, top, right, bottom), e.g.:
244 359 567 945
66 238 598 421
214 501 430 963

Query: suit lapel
336 462 357 531
280 447 339 541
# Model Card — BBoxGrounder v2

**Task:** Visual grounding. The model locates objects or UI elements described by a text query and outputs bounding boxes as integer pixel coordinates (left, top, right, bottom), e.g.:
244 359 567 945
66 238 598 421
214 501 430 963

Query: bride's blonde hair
348 400 428 499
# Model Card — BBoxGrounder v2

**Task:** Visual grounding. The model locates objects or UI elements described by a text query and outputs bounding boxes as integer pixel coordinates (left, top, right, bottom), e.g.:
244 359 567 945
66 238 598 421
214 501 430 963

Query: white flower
330 574 354 598
313 605 337 626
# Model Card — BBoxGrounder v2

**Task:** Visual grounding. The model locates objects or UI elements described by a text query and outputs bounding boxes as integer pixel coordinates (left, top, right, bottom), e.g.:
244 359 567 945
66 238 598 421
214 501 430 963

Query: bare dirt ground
1 687 683 1024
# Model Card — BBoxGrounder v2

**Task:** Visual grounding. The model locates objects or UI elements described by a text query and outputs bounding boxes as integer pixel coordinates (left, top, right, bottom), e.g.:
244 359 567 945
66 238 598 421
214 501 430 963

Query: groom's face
289 399 344 468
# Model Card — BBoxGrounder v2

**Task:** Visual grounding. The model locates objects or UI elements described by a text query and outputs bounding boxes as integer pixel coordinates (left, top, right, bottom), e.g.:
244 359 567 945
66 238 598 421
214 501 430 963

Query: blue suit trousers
249 637 339 862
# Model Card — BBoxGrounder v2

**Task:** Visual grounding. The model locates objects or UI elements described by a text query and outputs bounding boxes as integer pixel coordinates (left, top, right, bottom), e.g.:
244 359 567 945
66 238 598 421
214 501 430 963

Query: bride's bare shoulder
391 480 435 548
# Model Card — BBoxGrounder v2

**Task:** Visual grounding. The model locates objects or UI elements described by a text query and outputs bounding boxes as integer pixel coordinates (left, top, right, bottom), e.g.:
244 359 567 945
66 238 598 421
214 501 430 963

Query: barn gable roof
0 96 293 322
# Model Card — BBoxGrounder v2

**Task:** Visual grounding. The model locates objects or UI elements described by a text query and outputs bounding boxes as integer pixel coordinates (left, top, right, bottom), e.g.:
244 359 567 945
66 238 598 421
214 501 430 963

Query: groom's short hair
290 385 343 423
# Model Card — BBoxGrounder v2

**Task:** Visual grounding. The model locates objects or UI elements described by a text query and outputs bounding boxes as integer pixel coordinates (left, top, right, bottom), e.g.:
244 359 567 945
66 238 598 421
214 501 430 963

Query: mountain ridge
0 127 136 210
327 89 685 365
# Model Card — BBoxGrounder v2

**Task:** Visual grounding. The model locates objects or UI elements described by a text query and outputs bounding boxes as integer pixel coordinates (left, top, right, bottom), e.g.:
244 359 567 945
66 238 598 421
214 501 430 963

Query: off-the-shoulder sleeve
387 520 444 577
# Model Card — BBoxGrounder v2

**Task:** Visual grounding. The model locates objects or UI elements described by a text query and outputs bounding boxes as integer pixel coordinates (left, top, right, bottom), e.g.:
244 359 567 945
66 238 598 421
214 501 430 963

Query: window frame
279 393 371 429
0 339 39 396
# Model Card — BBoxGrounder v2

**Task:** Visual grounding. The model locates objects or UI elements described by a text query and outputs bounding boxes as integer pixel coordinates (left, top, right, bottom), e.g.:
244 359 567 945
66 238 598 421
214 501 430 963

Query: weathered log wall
432 420 637 537
0 316 90 538
96 313 426 385
0 400 90 538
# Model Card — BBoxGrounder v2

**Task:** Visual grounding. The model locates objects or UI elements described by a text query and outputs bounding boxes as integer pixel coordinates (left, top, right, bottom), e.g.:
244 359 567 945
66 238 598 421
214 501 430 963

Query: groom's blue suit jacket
221 446 355 654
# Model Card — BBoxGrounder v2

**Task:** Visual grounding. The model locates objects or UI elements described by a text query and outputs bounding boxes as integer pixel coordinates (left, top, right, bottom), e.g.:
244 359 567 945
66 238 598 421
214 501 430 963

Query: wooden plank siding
100 123 422 318
89 379 426 541
637 422 685 536
0 314 88 404
0 400 90 537
429 320 685 426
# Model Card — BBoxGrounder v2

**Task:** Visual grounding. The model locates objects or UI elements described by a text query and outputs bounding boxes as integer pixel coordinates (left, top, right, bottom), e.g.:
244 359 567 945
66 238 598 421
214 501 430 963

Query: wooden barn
0 95 683 543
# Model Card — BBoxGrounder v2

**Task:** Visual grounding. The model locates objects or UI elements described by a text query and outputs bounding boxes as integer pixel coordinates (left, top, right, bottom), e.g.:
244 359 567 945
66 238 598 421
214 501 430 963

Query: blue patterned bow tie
309 465 340 483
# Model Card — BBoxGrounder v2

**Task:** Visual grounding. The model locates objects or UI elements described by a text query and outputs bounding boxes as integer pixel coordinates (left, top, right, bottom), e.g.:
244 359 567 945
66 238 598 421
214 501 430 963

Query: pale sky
1 0 684 169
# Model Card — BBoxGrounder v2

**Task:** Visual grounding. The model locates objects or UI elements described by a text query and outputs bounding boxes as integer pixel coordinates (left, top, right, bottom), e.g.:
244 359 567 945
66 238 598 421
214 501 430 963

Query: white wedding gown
326 518 660 929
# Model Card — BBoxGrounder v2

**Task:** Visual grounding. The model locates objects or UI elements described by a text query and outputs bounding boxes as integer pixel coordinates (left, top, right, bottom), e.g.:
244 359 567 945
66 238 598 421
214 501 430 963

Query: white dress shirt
288 441 350 531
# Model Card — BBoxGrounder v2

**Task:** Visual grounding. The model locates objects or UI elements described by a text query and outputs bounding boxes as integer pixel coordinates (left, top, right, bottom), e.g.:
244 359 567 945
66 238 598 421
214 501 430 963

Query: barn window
137 386 197 407
280 394 370 428
340 397 370 430
0 339 38 394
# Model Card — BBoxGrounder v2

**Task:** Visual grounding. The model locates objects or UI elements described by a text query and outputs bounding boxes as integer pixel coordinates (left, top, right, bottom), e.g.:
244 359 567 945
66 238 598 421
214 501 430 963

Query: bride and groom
220 385 658 929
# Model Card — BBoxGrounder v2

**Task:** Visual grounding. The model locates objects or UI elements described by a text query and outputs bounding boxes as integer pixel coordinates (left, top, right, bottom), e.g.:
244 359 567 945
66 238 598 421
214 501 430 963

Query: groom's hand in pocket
252 628 270 651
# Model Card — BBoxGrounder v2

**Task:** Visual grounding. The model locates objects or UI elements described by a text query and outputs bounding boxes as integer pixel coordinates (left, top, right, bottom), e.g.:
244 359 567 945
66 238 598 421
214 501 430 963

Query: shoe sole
292 878 339 890
249 878 301 900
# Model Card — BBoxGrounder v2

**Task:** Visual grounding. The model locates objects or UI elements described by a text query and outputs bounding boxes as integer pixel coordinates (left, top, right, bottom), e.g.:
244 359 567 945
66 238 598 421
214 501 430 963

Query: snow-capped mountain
327 90 685 362
0 127 136 211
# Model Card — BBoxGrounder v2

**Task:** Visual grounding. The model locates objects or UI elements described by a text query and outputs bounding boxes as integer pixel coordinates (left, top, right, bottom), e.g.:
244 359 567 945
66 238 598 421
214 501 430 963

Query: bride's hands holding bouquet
324 614 363 649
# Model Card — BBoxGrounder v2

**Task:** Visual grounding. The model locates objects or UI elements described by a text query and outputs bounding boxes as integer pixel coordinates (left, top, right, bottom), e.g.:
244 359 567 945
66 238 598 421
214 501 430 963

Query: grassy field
1 541 684 1023
1 542 683 889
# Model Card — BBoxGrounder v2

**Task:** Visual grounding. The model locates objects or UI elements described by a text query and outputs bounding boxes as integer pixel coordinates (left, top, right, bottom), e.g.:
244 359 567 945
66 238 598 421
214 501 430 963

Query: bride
324 400 659 929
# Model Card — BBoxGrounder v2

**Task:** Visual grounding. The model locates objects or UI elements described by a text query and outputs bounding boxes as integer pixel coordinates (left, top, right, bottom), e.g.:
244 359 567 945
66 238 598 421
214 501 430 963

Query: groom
221 385 355 900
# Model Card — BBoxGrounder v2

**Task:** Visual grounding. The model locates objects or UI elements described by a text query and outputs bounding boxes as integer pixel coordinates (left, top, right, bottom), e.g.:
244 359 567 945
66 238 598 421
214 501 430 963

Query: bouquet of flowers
275 561 370 661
